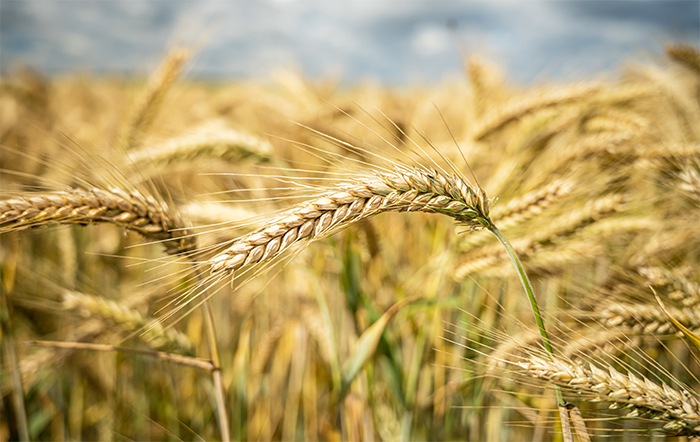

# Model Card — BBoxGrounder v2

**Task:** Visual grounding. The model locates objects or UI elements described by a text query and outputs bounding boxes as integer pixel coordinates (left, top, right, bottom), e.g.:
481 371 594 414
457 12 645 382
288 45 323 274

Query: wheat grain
124 48 190 149
455 194 624 279
519 355 700 435
601 302 700 334
473 84 602 140
0 188 195 254
62 291 194 354
639 266 700 308
127 121 273 169
210 165 491 274
459 179 575 251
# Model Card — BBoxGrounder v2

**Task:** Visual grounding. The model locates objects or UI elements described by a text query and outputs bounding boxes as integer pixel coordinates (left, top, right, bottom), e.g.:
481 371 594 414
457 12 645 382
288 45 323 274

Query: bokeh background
2 2 700 442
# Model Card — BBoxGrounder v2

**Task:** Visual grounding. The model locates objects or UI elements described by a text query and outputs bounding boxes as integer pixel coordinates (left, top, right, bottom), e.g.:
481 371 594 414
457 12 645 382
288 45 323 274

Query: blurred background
2 2 700 442
1 0 699 84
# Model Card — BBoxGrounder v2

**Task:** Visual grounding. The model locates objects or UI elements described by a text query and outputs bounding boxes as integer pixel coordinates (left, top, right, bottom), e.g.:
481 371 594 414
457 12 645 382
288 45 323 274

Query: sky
1 1 699 85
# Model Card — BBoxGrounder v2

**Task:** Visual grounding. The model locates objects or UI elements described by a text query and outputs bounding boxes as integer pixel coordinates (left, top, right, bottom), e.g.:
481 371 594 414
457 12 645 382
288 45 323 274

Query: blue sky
1 1 698 84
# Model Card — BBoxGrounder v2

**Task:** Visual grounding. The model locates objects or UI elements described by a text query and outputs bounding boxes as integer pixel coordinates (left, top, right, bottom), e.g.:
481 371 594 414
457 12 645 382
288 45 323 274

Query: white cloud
412 25 450 56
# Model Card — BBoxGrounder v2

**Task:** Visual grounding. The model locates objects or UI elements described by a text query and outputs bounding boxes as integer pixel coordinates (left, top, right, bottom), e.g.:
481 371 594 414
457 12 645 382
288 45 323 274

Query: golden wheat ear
61 291 194 354
123 47 190 150
125 121 274 172
209 165 492 274
0 188 195 255
666 44 700 73
519 355 700 436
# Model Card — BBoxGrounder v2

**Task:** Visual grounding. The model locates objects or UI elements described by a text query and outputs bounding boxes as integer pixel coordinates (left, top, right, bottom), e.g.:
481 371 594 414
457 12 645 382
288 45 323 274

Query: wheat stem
203 300 231 442
1 276 29 441
22 340 214 371
489 226 566 409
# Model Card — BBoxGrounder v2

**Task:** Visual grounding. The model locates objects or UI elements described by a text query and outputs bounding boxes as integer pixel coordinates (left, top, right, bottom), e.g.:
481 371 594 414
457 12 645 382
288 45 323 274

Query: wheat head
519 355 700 435
210 165 491 274
0 188 195 254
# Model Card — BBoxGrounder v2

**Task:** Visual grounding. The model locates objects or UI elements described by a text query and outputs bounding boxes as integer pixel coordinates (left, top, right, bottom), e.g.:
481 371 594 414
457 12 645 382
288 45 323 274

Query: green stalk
488 226 565 408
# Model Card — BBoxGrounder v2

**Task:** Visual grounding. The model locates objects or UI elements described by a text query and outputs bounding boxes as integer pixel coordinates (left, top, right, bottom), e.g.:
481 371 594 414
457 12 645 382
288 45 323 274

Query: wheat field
0 46 699 441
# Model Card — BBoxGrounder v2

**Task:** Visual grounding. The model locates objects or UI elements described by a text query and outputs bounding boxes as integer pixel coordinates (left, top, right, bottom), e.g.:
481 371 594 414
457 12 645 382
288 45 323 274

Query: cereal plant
0 45 699 441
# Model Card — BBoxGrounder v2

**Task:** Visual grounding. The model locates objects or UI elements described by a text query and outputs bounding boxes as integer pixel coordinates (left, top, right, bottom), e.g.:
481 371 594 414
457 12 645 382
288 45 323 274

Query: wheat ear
210 162 572 432
210 165 491 274
458 179 575 251
127 123 273 169
455 194 624 278
601 302 700 334
639 266 700 308
666 44 700 73
0 188 195 254
519 355 700 435
473 84 602 140
467 55 505 116
124 48 190 149
62 291 194 353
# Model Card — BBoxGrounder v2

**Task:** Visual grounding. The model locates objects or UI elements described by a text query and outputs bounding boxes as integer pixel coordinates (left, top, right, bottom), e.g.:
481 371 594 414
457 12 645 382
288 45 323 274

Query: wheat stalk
0 188 195 254
519 355 700 435
250 319 284 376
300 304 334 365
210 165 491 274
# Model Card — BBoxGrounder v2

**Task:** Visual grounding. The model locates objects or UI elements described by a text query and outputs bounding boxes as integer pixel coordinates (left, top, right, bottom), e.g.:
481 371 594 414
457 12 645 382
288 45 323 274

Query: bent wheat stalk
209 162 571 433
0 188 195 254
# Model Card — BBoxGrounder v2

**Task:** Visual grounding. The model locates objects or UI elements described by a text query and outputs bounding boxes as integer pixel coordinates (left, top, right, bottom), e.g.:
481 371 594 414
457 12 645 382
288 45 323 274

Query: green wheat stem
488 225 566 408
